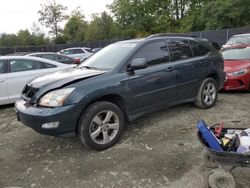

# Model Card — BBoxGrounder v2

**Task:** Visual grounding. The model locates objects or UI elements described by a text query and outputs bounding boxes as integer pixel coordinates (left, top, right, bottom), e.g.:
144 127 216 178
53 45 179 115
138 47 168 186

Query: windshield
226 35 250 45
79 42 139 70
222 47 250 60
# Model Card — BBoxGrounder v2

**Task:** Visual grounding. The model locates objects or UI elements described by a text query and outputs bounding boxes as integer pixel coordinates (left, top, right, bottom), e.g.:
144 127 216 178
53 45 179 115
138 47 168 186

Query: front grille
22 84 39 99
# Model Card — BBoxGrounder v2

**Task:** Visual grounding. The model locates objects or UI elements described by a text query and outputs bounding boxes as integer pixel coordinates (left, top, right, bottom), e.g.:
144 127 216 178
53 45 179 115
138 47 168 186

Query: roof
232 33 250 37
61 47 91 50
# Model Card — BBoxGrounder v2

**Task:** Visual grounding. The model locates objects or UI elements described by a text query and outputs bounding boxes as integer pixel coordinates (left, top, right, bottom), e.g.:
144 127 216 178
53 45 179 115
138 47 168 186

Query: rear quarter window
190 41 210 57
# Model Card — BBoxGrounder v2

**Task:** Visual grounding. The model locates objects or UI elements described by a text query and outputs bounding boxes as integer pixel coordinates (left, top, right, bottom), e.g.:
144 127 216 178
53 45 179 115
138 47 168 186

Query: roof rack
146 33 199 39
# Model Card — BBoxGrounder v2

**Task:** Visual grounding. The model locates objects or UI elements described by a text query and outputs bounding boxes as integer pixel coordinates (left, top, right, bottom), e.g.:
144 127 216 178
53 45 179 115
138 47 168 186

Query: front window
133 41 170 66
0 60 6 73
10 59 43 72
80 42 139 70
222 47 250 60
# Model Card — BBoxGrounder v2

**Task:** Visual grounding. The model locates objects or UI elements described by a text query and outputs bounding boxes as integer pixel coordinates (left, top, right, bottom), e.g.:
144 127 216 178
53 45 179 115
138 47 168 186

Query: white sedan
0 56 75 105
58 47 93 62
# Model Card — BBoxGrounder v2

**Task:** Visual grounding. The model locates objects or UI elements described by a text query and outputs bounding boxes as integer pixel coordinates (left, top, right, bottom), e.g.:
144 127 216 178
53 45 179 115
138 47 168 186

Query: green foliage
64 8 87 42
1 0 250 48
109 0 181 35
55 34 68 44
85 12 121 41
0 33 18 47
201 0 250 30
38 0 68 37
0 29 50 47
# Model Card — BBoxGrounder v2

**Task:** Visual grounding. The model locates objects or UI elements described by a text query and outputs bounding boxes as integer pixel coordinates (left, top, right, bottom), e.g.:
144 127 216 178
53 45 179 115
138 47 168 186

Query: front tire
195 78 218 109
77 101 125 150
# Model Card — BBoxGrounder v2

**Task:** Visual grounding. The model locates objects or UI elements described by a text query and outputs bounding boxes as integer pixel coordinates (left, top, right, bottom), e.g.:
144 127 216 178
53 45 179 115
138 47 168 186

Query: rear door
6 59 57 102
0 60 9 104
168 38 208 100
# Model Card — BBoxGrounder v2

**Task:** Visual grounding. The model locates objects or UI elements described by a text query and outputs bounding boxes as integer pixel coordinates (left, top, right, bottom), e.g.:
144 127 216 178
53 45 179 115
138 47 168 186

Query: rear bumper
15 99 81 136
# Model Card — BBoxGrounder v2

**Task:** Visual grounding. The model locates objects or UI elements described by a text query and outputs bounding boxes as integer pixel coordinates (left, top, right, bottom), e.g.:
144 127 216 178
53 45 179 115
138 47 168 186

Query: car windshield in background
226 36 250 45
222 47 250 60
80 42 139 70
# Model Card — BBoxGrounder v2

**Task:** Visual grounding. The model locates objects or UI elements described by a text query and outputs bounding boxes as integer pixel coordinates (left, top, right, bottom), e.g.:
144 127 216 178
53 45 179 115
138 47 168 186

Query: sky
0 0 113 34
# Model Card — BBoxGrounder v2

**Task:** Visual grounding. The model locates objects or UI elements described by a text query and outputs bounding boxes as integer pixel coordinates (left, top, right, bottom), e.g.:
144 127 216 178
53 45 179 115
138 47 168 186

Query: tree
0 33 18 47
85 12 120 41
64 8 87 42
109 0 176 36
17 30 32 46
38 0 68 38
201 0 250 30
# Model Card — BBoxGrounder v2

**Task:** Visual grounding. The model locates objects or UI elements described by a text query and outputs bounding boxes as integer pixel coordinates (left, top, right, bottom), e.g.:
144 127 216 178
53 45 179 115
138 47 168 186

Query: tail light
74 58 81 64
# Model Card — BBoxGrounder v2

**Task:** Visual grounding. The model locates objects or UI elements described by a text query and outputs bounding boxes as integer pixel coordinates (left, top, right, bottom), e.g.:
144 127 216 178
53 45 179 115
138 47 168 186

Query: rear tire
77 101 125 150
195 78 218 109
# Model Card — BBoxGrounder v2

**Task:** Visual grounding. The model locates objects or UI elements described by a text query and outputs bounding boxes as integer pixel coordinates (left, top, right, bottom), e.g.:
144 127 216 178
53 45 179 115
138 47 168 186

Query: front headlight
39 88 75 107
227 69 246 76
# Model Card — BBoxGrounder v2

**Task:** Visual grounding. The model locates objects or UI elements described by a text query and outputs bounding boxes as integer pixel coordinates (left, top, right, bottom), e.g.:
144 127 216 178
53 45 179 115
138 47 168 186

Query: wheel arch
206 73 220 86
75 94 128 133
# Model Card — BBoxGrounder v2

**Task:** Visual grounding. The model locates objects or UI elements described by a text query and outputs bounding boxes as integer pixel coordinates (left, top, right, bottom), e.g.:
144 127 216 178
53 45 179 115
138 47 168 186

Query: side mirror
128 58 147 71
211 42 221 50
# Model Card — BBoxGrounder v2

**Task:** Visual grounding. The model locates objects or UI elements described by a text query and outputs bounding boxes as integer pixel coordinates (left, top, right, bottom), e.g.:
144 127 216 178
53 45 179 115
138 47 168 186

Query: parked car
0 56 75 105
222 33 250 49
92 48 102 53
15 34 225 150
27 52 81 65
58 47 93 62
222 45 250 91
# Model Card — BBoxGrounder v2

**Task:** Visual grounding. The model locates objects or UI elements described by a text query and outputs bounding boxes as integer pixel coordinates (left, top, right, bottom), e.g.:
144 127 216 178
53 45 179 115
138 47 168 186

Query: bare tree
38 0 68 38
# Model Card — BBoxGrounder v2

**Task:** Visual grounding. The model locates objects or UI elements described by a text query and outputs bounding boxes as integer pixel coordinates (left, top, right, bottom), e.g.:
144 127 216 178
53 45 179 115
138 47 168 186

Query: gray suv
15 34 225 150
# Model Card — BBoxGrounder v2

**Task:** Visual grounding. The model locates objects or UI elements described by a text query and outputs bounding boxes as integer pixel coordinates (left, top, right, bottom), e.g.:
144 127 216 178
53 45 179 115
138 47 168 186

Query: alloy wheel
203 82 216 106
89 110 120 145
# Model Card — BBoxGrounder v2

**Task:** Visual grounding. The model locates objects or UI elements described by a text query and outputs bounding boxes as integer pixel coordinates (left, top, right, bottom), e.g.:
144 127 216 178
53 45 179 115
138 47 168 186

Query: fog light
41 122 59 129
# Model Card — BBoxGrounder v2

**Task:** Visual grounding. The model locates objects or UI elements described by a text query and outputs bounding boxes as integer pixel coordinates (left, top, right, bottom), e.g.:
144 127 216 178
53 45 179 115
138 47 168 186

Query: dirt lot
0 92 250 188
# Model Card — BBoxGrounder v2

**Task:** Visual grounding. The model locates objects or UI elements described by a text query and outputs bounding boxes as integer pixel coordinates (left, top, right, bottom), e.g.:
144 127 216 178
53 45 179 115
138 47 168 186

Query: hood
29 67 106 88
224 60 250 73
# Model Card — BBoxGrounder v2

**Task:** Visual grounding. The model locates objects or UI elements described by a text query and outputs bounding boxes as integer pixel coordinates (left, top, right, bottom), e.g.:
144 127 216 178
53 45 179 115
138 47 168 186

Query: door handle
0 80 4 83
165 67 175 72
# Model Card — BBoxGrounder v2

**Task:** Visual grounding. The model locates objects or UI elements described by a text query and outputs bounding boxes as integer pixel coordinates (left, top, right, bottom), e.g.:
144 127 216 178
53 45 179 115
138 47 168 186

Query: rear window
73 49 84 54
84 48 93 53
169 39 193 61
190 41 210 57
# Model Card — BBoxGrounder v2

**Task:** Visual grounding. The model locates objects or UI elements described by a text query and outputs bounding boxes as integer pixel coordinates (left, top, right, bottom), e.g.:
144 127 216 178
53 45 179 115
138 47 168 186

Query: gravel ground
0 92 250 188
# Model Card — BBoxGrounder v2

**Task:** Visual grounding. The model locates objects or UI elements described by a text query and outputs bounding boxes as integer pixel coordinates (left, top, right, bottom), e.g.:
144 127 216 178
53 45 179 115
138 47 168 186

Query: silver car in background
58 47 93 62
0 56 75 105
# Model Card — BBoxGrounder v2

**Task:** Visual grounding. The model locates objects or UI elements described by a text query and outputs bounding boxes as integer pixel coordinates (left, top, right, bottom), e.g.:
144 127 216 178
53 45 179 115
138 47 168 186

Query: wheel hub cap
89 110 119 145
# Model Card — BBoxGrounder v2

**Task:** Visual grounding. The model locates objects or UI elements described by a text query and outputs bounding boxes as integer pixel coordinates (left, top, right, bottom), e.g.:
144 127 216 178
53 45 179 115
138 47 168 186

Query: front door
0 60 9 105
126 40 177 114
